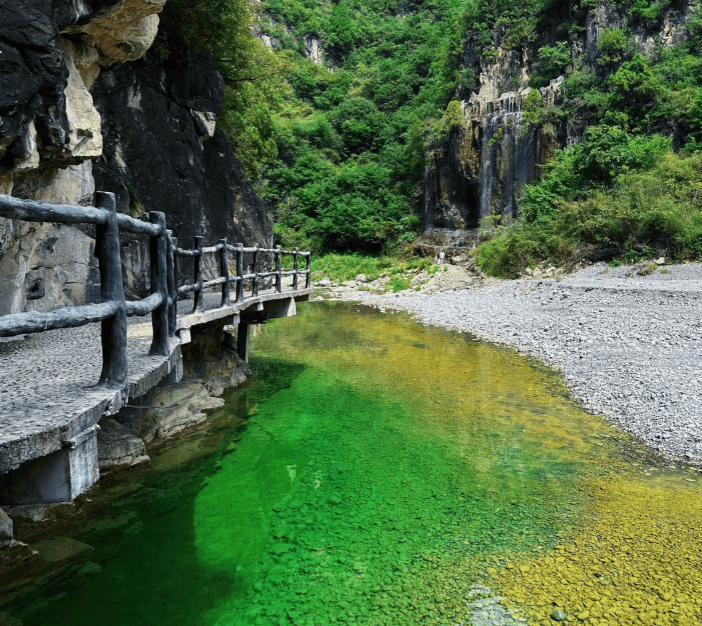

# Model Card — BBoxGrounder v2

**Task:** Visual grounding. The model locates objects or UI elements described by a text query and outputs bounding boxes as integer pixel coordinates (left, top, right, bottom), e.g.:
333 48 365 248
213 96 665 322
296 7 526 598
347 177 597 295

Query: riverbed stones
339 262 702 464
550 608 567 621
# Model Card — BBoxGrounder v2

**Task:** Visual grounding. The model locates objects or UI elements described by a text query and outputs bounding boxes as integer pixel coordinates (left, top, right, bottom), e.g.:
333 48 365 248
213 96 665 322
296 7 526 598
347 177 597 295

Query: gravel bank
335 262 702 463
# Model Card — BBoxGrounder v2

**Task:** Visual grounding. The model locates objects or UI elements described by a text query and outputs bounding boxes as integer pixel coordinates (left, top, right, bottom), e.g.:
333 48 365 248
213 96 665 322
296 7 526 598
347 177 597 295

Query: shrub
522 89 545 125
536 42 571 80
476 151 702 277
597 28 631 66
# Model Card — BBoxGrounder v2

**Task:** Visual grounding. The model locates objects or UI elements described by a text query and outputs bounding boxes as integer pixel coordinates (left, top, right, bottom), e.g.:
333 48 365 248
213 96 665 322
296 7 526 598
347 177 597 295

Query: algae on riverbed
492 476 702 625
8 302 702 626
191 303 618 625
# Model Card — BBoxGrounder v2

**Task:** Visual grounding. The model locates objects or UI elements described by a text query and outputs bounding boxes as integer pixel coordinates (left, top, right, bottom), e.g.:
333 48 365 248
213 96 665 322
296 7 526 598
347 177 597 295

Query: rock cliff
420 0 691 239
0 0 272 315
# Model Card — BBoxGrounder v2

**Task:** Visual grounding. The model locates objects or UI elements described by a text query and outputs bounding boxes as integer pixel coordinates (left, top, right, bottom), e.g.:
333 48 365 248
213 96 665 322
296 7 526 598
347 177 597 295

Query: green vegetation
163 0 702 276
477 151 702 277
163 0 469 253
474 0 702 276
259 0 468 252
311 253 435 290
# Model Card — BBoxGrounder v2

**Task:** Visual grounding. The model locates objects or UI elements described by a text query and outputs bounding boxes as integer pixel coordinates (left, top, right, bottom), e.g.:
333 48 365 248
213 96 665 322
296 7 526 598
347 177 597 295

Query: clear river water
6 302 702 626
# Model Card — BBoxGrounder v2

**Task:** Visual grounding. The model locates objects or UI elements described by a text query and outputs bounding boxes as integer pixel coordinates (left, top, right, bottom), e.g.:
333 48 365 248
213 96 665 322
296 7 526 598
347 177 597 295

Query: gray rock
97 417 149 471
0 508 13 541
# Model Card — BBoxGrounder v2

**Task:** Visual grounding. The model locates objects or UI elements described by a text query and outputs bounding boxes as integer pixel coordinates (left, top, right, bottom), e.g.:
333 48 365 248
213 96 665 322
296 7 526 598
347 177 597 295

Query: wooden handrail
176 241 312 308
0 191 312 390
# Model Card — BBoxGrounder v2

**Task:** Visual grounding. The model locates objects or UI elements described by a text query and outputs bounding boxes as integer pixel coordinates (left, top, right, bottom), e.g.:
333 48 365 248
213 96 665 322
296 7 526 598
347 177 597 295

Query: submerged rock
31 536 93 564
550 608 567 621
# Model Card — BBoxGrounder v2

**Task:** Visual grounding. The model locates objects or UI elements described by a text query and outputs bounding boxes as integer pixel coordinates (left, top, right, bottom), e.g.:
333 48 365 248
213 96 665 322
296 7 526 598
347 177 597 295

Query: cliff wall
420 0 692 237
0 0 272 315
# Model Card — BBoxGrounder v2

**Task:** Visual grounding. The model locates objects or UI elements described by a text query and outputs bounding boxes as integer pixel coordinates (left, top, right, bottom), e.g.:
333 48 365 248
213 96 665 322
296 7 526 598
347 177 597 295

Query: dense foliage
257 0 469 252
164 0 702 273
471 0 702 275
163 0 470 252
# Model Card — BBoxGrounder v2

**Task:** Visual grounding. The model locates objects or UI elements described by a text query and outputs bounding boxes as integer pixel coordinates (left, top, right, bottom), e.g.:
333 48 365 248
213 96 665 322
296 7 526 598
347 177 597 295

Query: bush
475 151 702 277
536 42 571 80
522 89 545 125
597 28 631 66
575 125 670 185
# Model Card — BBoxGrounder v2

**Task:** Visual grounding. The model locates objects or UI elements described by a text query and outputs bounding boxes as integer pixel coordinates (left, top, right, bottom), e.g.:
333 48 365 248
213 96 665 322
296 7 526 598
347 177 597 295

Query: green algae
10 302 700 626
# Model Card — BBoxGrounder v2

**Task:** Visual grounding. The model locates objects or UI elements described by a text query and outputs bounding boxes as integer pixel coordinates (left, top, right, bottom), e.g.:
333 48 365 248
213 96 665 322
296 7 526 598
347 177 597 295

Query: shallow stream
6 303 702 626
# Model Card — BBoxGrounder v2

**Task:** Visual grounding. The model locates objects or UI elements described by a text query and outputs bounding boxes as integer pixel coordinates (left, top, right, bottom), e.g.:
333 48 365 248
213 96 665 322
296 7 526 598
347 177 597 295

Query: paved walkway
0 281 310 473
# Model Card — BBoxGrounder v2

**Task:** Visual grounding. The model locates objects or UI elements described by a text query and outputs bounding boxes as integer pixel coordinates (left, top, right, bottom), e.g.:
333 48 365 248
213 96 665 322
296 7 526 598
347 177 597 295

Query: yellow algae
289 306 619 467
491 478 702 625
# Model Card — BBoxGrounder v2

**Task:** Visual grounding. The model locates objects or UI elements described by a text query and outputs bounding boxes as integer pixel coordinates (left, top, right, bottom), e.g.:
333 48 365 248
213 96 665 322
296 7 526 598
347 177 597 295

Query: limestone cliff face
422 80 562 234
420 1 691 237
90 36 273 294
0 0 272 315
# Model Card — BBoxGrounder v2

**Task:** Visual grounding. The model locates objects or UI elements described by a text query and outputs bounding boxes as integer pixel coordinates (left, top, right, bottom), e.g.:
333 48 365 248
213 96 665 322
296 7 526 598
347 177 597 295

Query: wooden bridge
0 191 312 506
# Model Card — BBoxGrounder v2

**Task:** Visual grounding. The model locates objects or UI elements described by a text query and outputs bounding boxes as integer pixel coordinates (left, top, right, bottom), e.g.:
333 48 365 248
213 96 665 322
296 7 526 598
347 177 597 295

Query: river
6 302 702 626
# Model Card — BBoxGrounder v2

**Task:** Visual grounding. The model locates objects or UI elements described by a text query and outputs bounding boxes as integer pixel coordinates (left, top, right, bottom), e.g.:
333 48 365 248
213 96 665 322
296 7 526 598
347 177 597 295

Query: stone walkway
0 281 308 473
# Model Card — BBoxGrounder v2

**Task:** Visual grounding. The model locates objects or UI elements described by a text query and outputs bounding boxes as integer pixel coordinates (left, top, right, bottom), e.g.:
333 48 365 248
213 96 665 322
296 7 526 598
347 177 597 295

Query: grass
311 253 434 284
388 277 412 292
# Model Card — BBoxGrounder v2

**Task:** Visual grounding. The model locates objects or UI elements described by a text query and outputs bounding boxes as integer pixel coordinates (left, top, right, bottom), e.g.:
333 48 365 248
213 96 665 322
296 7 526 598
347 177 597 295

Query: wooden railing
0 191 311 389
174 239 311 313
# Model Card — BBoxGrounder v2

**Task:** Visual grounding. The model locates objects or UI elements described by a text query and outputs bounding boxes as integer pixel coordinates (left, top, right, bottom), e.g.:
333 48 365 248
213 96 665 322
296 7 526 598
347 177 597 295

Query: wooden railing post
305 252 312 289
95 191 127 388
219 238 229 306
193 235 203 314
252 243 259 297
167 232 177 337
275 245 282 293
149 212 169 356
292 247 299 291
235 243 244 303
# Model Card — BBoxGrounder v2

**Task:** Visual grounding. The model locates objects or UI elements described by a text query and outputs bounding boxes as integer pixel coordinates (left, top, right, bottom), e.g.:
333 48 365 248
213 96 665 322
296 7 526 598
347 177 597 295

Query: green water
8 303 626 626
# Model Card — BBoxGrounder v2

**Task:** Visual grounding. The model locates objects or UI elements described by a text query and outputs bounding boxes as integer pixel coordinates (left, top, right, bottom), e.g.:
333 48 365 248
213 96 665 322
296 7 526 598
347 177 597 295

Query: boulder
97 417 150 471
62 0 167 66
0 509 13 542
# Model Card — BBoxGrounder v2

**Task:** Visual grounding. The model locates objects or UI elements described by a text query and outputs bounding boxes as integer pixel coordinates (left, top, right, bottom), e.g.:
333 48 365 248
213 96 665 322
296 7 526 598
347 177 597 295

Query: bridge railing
0 191 171 389
0 191 311 390
175 240 311 314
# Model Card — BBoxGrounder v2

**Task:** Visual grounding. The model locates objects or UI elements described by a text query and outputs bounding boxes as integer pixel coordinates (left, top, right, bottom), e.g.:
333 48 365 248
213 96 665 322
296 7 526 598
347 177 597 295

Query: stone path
0 280 307 473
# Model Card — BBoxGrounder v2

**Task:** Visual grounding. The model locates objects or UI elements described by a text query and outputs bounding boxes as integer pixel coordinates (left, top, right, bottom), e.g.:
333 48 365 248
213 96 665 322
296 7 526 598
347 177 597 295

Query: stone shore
332 262 702 464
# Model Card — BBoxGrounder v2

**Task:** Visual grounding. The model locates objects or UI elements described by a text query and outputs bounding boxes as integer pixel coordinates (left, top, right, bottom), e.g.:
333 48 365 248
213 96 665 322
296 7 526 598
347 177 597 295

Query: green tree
608 54 662 120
